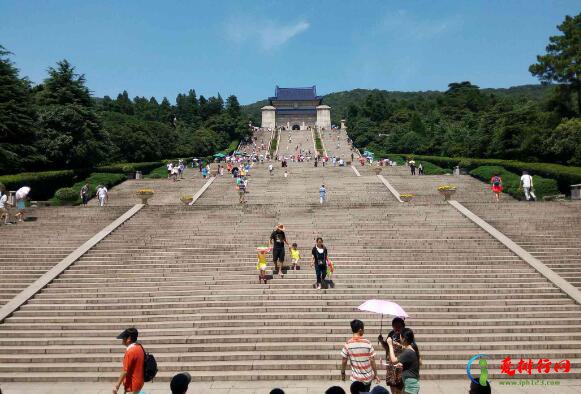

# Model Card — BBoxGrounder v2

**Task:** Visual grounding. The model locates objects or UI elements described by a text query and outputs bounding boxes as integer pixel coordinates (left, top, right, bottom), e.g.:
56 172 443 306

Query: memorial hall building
261 86 331 130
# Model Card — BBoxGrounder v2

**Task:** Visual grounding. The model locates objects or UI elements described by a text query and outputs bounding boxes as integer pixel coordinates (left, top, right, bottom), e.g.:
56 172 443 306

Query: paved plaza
2 379 581 394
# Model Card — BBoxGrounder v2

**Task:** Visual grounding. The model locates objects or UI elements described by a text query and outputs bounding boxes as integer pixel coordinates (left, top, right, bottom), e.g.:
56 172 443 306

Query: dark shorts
273 247 285 263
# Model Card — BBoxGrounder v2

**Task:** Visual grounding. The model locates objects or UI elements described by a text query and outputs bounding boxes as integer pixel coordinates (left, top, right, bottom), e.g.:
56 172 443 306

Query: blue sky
0 0 578 104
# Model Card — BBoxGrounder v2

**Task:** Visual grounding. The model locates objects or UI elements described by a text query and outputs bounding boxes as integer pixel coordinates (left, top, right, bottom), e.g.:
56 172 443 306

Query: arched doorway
292 124 300 130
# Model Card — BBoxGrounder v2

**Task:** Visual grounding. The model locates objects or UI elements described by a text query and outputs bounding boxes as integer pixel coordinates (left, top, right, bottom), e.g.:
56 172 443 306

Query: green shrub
458 159 474 169
314 130 324 155
144 166 168 179
387 155 405 165
419 161 447 175
218 139 239 155
162 157 194 164
54 187 79 202
52 172 127 205
315 137 323 152
0 170 76 200
270 130 279 155
96 161 162 174
391 153 581 194
469 166 559 200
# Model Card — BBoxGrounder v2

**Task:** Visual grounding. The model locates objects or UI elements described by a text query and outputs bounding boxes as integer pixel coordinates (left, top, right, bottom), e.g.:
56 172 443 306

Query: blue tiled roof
275 108 317 115
270 86 322 101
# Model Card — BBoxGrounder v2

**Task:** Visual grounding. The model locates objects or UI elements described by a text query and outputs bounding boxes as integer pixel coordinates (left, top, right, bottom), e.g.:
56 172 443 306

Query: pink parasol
357 299 409 333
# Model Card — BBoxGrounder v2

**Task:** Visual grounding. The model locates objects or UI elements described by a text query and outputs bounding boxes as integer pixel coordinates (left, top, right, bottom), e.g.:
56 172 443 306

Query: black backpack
492 176 501 187
138 344 158 382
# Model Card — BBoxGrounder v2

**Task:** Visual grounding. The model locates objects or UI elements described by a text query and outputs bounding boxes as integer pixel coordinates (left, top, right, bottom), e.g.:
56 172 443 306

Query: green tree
159 97 173 124
409 112 426 135
35 60 110 169
101 111 176 162
205 94 224 119
36 60 91 106
443 82 491 118
0 45 41 173
530 13 581 114
133 96 149 119
226 95 241 118
545 118 581 165
98 95 115 112
198 95 208 120
114 90 134 115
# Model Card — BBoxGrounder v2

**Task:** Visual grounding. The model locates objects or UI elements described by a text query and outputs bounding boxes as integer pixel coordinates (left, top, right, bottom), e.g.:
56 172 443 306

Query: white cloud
224 17 310 51
260 20 310 50
377 9 463 40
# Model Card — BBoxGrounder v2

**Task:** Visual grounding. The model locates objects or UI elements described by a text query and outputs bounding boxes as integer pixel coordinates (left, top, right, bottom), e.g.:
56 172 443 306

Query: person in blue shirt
319 184 327 205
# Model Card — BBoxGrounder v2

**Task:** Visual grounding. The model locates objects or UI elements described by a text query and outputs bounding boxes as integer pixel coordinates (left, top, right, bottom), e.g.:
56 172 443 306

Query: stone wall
276 114 317 129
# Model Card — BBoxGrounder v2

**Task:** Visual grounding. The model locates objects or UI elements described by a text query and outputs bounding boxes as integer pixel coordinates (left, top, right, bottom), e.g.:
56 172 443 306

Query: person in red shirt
490 174 503 203
113 328 145 394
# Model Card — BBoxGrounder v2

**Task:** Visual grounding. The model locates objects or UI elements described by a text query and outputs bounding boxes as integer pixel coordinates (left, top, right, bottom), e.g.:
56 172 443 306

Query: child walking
290 243 301 270
256 247 271 284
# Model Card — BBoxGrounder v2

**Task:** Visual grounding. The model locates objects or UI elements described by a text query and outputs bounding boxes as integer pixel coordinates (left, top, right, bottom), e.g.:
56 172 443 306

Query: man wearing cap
171 372 191 394
114 328 144 394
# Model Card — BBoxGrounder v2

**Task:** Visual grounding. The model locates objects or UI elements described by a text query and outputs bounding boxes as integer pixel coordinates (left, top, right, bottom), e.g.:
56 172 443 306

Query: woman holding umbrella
15 186 30 222
378 317 406 394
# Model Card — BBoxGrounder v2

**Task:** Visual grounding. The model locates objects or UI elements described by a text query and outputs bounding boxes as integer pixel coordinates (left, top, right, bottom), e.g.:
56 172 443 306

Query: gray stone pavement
2 380 581 394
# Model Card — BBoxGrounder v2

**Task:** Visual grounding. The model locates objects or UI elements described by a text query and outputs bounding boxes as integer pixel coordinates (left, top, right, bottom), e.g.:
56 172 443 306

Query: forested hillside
242 86 553 127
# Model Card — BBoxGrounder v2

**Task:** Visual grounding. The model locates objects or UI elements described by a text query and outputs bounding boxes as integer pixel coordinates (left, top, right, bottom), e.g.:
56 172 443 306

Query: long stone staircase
1 129 581 384
0 207 128 306
93 170 208 206
464 201 581 288
320 128 354 160
238 129 272 156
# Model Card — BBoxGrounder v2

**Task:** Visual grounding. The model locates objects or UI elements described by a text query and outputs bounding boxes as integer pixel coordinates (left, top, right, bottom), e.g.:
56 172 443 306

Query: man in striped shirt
340 319 380 391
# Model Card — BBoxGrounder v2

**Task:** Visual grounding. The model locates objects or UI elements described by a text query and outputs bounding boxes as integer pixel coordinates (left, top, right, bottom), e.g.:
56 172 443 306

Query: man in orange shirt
113 328 145 394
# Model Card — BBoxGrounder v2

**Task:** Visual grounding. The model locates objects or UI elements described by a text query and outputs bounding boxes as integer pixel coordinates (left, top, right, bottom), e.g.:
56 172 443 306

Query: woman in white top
0 187 9 224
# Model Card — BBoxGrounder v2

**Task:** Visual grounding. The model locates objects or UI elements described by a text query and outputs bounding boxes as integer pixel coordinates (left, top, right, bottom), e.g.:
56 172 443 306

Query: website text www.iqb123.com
499 380 561 386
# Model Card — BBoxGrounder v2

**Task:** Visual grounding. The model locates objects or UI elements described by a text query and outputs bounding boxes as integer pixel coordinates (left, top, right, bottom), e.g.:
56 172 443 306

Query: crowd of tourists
112 319 491 393
166 160 187 181
257 224 335 289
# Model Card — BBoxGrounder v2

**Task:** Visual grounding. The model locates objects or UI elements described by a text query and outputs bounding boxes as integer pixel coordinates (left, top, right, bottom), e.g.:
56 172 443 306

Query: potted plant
180 195 193 205
437 185 457 200
136 188 154 204
399 193 414 202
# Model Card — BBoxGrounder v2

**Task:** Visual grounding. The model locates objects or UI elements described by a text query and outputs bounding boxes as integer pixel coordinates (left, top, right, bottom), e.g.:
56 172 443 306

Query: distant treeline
0 47 251 175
